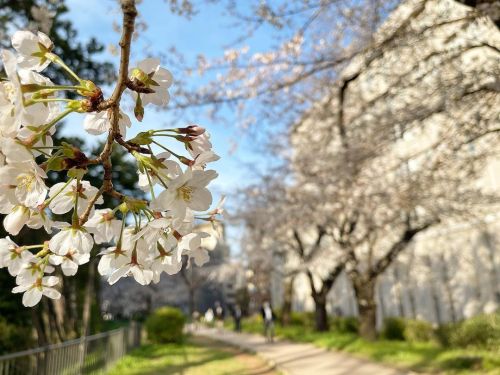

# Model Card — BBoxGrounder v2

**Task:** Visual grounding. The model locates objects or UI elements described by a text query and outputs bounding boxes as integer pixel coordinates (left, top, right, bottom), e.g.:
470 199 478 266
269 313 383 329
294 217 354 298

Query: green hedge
331 317 359 334
380 317 406 340
403 319 435 343
450 313 500 349
145 307 185 344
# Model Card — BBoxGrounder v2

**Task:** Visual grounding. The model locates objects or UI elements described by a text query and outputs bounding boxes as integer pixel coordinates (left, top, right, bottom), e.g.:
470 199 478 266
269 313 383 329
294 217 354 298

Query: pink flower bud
178 125 206 136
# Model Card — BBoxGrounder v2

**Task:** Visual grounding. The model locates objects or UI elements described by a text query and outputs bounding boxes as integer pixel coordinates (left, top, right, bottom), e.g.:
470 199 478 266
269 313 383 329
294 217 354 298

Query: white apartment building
272 0 500 326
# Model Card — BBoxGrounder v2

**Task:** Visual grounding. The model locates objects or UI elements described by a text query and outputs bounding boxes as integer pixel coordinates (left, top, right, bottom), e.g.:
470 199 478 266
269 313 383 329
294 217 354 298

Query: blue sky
62 0 275 252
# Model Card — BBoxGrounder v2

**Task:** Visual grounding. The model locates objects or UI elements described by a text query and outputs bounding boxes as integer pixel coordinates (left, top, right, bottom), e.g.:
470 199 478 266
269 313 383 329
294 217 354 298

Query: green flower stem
23 244 45 250
34 108 74 143
116 214 127 249
23 84 86 93
25 97 74 106
151 140 184 160
48 53 83 84
144 168 156 200
42 177 75 207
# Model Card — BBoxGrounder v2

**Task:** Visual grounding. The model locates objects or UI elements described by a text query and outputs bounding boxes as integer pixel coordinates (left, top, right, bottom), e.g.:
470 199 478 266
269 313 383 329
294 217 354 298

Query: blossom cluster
0 31 222 307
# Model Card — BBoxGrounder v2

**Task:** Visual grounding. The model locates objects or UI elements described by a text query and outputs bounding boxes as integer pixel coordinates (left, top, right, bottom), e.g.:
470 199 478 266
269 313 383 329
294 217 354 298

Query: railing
0 323 141 375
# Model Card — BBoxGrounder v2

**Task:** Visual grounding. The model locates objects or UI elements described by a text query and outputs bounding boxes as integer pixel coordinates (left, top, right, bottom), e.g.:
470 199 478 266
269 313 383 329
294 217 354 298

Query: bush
331 317 359 334
434 323 457 347
289 312 314 327
450 313 500 349
380 317 406 341
403 319 435 343
145 307 185 344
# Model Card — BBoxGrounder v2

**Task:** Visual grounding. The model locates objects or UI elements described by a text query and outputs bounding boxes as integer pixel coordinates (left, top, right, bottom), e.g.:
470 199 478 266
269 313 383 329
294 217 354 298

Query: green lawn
107 336 278 375
233 318 500 374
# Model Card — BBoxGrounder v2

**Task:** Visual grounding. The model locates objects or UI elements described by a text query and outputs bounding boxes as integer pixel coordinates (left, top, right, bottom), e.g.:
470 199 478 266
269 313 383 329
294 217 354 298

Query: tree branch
79 0 138 225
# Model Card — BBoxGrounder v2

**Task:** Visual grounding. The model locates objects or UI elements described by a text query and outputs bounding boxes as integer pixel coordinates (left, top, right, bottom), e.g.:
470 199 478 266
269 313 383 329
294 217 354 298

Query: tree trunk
483 231 500 303
393 265 405 317
31 307 48 346
441 256 457 322
408 288 417 319
313 294 329 332
188 287 196 317
281 276 295 326
81 260 96 337
354 280 377 340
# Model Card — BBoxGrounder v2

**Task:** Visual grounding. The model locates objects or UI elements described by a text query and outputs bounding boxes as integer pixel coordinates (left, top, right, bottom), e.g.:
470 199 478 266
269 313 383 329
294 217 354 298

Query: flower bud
67 100 89 113
134 95 144 122
177 125 206 136
78 80 98 97
179 156 194 167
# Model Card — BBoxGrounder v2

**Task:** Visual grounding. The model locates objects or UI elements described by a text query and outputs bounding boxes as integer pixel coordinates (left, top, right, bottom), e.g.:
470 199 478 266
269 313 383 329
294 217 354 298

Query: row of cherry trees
237 0 499 340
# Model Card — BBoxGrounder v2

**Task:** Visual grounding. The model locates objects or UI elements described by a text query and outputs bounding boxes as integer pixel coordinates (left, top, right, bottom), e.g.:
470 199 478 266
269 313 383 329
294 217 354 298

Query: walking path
194 327 414 375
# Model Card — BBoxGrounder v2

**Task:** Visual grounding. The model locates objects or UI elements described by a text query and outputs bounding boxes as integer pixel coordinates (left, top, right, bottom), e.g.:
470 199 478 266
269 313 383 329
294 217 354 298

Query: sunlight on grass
107 337 276 375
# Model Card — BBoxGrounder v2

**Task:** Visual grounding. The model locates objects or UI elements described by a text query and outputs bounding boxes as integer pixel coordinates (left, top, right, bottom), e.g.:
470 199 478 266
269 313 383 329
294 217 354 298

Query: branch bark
79 0 138 225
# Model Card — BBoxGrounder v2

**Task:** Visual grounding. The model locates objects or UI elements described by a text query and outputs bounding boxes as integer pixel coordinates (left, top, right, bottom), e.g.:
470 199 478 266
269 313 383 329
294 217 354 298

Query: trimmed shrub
435 323 457 347
450 313 500 349
145 306 185 343
331 317 359 334
289 312 315 327
403 319 435 343
380 317 406 341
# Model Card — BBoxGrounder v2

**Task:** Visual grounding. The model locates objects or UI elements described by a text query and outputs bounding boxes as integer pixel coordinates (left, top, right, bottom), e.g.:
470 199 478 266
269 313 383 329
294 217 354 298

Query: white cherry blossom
192 150 220 170
151 168 217 218
97 245 129 277
0 137 34 164
18 69 58 126
85 209 122 244
130 58 173 106
48 180 103 215
0 237 32 276
48 225 94 256
0 162 48 208
49 251 90 276
186 132 214 159
0 50 26 137
0 25 220 306
12 275 60 307
26 208 53 233
83 110 131 136
11 30 53 72
190 247 210 267
138 152 181 191
3 205 30 235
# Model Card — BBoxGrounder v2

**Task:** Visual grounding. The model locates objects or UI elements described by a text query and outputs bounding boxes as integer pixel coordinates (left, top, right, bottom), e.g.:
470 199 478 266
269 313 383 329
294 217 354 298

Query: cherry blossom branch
79 0 138 225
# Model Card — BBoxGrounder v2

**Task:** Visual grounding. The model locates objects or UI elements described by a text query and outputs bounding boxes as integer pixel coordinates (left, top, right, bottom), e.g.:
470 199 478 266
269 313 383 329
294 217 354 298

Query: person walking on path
232 304 242 332
261 301 276 342
214 301 225 331
204 308 214 325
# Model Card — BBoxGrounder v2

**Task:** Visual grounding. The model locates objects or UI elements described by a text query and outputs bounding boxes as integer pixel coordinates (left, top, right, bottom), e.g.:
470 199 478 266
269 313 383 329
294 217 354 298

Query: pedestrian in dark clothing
233 304 242 332
260 301 276 342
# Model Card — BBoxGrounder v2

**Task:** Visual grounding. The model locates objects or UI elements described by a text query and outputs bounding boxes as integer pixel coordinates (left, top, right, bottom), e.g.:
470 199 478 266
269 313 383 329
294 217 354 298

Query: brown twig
79 0 138 226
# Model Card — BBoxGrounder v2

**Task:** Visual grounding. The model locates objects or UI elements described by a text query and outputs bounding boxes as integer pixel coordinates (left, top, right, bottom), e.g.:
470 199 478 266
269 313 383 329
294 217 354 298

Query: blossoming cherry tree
0 1 222 307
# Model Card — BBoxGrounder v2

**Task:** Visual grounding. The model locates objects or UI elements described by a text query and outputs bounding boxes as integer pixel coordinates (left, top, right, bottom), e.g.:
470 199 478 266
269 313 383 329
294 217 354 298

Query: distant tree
0 0 114 85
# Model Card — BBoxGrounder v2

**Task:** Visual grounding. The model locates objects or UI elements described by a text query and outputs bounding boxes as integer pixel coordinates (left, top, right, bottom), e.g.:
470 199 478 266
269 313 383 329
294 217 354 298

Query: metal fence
0 323 141 375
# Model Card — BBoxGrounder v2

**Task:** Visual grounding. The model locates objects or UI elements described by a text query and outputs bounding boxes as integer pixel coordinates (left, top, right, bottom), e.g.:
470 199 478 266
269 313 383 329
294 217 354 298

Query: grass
107 335 278 375
233 318 500 374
